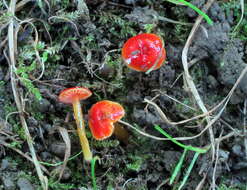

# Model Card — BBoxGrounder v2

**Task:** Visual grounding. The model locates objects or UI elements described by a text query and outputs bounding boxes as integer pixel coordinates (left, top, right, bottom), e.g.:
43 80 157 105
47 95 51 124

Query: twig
156 179 169 190
171 57 203 88
195 173 207 190
0 140 49 175
58 127 71 181
181 0 215 160
7 0 48 189
152 90 197 111
0 0 32 15
144 59 247 140
211 130 223 190
243 99 247 159
48 16 80 36
232 0 244 33
119 120 168 141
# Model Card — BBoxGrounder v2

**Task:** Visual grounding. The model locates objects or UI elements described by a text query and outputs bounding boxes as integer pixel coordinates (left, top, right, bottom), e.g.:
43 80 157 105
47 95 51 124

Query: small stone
40 152 52 161
218 149 229 162
52 166 72 180
133 108 163 125
32 98 51 113
1 174 15 190
0 159 10 171
207 75 219 89
49 142 66 158
17 178 34 190
232 144 244 158
98 64 115 79
42 124 53 133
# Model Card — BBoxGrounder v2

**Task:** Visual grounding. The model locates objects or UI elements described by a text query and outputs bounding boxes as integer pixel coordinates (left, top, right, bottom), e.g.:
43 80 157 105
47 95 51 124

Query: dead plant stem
244 99 247 159
7 0 48 189
181 0 215 161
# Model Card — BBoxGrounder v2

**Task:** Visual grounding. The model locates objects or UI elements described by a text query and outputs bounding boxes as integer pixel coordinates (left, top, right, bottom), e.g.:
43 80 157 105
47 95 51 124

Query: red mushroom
59 87 92 161
122 33 166 73
88 100 125 140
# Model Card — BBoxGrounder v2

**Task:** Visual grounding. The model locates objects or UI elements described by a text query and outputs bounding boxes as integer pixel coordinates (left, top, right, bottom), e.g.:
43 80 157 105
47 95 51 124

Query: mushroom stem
72 99 92 162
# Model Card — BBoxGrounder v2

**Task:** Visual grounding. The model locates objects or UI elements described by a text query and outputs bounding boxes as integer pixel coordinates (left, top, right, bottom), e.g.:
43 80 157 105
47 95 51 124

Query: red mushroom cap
58 87 92 104
122 33 166 72
88 100 125 140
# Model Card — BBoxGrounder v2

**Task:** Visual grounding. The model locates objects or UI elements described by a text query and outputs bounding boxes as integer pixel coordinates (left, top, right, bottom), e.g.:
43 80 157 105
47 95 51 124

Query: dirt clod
17 178 34 190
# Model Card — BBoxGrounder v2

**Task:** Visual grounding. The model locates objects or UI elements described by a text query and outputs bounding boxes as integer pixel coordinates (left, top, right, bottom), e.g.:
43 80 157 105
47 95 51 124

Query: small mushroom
59 87 92 162
88 100 125 140
122 33 166 73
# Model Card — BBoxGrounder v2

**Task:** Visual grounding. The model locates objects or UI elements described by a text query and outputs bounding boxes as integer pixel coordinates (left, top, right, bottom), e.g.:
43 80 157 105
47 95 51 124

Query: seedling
121 33 166 74
59 87 93 162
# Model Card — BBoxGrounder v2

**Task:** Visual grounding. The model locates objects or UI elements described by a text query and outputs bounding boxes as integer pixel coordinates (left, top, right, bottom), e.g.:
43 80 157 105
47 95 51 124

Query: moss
12 123 26 141
221 1 247 40
126 155 143 172
98 12 137 39
92 139 120 148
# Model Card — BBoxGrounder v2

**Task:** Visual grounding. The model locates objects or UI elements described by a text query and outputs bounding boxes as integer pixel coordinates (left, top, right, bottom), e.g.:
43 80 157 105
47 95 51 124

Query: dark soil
0 0 247 190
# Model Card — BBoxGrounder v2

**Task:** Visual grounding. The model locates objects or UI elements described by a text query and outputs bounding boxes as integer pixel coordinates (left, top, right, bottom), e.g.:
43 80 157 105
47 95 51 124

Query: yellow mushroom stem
72 99 92 162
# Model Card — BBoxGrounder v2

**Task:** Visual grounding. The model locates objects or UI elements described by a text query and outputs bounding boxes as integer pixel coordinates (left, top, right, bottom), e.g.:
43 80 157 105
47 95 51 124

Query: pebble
1 174 15 190
52 166 72 180
232 144 244 158
32 98 51 113
17 178 34 190
0 159 10 171
40 151 53 161
207 75 219 89
219 149 229 162
49 141 66 158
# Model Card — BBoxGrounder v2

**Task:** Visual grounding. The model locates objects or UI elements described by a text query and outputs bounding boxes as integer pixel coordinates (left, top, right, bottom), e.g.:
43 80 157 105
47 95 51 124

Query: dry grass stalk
7 0 48 189
58 127 71 181
181 0 216 161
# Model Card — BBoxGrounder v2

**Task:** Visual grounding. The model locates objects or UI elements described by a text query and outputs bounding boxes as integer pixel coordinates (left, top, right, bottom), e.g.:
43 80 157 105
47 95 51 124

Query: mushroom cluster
59 89 126 161
58 33 166 162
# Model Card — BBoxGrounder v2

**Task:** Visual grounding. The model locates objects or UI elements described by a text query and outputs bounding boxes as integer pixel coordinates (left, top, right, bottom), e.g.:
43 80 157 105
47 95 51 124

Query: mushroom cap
122 33 166 72
88 100 125 140
58 87 92 104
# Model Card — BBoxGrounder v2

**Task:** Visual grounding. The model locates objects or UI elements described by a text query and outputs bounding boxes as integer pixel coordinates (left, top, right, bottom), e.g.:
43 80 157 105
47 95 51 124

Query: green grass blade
178 152 200 190
91 156 100 190
39 151 82 166
166 0 185 5
154 125 208 153
170 149 188 185
164 0 213 25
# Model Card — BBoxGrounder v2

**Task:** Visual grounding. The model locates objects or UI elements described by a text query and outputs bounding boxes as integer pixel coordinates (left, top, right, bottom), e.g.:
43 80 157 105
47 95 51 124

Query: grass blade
154 125 208 153
170 149 188 185
91 156 100 190
58 127 71 181
164 0 213 25
178 152 200 190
